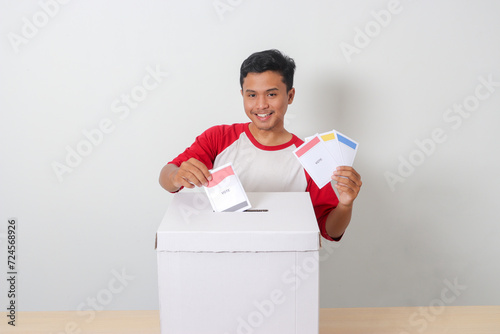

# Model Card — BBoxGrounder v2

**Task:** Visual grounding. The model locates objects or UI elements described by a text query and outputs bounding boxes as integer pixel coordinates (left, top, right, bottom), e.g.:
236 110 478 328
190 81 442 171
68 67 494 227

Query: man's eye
268 93 276 97
248 94 256 98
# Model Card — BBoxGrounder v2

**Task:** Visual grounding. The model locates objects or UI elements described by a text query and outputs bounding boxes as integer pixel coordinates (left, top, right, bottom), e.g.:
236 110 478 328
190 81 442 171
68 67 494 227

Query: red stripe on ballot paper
207 165 235 187
295 136 320 158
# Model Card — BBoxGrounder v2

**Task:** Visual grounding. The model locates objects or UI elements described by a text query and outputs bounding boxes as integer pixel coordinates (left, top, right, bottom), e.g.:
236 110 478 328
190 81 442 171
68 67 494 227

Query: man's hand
324 166 362 239
172 158 212 189
159 158 212 192
331 166 362 206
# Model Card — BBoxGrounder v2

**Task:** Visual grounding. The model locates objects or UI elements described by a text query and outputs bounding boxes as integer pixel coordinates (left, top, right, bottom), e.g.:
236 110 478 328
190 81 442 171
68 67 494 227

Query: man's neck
248 123 293 146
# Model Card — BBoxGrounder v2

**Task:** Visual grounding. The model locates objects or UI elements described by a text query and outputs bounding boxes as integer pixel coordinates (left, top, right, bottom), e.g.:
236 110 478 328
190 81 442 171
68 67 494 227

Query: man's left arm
325 166 362 240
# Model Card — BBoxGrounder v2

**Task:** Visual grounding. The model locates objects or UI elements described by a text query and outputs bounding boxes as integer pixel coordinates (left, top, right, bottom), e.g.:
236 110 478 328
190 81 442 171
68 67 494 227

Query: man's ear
287 87 295 104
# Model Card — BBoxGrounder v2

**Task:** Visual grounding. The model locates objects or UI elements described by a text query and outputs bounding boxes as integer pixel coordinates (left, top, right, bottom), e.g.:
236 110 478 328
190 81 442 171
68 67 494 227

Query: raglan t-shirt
169 123 340 241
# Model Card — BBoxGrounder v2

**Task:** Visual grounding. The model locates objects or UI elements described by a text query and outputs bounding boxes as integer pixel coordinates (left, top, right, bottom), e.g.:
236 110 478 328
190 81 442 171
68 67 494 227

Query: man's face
241 70 295 133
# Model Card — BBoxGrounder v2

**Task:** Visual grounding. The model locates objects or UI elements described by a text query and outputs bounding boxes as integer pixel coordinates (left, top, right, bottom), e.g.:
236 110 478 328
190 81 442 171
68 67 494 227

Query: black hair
240 49 296 92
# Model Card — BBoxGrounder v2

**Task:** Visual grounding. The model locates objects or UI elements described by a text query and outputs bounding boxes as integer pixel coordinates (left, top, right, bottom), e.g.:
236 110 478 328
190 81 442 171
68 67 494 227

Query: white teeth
257 113 271 117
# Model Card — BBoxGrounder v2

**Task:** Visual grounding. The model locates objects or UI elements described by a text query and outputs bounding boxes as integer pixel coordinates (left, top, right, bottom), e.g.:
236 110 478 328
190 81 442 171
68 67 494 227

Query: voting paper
319 131 345 166
204 163 251 212
293 135 339 189
335 131 358 166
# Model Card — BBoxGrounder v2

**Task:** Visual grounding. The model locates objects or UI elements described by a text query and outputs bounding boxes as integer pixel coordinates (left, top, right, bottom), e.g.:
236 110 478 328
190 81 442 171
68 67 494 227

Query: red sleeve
169 125 227 169
306 172 341 241
168 123 247 168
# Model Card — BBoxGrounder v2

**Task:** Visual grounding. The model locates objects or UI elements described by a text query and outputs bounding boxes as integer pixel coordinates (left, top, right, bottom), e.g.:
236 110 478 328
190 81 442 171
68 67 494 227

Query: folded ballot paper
203 163 251 212
294 130 358 188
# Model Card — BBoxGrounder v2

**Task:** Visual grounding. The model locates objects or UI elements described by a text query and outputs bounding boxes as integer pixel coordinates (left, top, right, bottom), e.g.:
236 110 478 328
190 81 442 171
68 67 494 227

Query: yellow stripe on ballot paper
321 133 336 141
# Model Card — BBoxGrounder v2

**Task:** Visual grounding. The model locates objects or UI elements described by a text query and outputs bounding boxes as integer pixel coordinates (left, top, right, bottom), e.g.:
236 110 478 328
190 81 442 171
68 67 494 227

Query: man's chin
251 119 274 130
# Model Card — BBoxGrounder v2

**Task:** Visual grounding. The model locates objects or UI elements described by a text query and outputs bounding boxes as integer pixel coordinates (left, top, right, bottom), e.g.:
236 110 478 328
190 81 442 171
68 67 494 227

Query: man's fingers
187 158 212 182
335 181 357 191
335 167 361 180
177 159 212 187
333 177 359 191
332 166 362 188
179 176 196 189
179 167 206 187
331 166 362 200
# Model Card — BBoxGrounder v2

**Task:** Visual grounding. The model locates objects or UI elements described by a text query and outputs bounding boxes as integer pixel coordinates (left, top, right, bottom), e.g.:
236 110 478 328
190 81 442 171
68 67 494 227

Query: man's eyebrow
244 88 279 93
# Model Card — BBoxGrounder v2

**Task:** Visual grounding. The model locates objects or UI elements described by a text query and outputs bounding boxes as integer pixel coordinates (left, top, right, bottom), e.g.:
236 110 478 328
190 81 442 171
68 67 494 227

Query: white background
1 0 499 316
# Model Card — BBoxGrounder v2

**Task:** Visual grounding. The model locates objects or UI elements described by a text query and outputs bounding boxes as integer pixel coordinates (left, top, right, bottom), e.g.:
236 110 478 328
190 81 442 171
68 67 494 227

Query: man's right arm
159 158 212 192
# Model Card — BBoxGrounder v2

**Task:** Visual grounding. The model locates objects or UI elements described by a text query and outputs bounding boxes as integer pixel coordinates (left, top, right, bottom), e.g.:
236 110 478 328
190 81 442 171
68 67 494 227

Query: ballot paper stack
293 130 359 188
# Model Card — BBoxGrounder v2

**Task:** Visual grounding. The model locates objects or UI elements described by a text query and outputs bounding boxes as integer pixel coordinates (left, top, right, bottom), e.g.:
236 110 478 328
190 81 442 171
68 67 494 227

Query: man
159 49 362 241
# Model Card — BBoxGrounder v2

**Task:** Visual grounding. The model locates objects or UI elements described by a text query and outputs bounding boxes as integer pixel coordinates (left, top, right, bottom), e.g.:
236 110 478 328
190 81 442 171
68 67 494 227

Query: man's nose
256 96 269 109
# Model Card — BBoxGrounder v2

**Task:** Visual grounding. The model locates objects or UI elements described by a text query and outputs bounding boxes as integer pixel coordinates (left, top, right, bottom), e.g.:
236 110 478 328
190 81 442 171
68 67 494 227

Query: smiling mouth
254 111 274 120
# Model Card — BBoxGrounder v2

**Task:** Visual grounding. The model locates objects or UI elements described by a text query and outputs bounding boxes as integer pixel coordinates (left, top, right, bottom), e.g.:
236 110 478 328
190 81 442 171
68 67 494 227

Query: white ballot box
156 192 320 334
